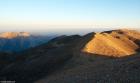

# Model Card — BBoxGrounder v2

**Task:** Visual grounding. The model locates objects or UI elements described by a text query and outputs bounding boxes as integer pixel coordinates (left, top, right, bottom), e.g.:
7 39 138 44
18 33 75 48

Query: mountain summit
83 29 140 57
0 32 30 39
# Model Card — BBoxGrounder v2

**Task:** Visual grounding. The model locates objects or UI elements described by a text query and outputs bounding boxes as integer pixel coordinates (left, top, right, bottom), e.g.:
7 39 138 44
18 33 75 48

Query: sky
0 0 140 34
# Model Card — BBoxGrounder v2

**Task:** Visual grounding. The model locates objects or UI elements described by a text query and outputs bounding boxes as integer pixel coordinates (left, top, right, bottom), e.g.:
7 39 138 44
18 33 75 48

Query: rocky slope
0 29 140 83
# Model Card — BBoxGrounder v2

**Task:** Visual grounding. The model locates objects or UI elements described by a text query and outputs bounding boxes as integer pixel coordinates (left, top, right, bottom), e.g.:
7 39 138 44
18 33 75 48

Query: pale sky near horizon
0 0 140 34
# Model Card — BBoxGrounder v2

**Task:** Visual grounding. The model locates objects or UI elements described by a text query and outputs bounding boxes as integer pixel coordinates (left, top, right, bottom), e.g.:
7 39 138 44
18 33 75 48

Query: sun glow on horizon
0 0 140 33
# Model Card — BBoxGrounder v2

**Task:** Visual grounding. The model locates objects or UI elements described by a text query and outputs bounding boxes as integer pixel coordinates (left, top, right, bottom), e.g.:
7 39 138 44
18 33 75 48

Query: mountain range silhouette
0 29 140 83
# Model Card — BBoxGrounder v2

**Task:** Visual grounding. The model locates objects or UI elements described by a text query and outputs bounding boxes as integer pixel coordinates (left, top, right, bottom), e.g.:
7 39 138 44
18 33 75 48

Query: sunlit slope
83 29 140 57
120 29 140 40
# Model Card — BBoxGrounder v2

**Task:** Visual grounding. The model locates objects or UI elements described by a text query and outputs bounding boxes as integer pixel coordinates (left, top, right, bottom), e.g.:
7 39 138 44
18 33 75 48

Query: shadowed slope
36 53 140 83
0 35 81 83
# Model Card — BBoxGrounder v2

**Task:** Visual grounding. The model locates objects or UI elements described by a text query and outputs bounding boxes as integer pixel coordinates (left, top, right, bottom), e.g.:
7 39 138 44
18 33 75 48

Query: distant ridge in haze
0 32 53 53
0 32 30 39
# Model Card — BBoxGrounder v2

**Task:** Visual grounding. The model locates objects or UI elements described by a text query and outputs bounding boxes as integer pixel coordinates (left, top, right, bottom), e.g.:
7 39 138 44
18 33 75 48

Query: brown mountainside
83 29 140 57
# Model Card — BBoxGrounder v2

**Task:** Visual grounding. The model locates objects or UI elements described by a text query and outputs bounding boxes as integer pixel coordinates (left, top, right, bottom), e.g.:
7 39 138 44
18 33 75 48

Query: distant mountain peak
83 29 140 57
0 32 30 39
0 32 53 52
